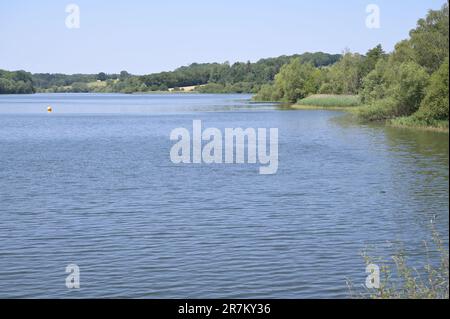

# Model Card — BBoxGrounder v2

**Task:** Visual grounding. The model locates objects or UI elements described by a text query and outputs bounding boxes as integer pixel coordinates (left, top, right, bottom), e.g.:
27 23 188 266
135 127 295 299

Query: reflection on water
384 126 449 168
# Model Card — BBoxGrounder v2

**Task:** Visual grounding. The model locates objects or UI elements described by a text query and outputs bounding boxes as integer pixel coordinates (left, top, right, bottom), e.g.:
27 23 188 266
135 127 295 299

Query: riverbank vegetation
352 222 449 299
296 94 361 108
254 3 449 130
2 4 448 131
253 45 385 103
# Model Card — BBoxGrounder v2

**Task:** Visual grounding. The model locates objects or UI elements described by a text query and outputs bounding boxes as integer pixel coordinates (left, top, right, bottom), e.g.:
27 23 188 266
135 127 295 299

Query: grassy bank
290 94 449 132
291 94 362 111
389 116 449 132
354 100 449 132
296 94 361 108
291 104 358 112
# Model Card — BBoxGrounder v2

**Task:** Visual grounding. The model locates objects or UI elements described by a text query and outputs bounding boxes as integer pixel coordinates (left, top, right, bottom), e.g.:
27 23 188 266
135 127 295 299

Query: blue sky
0 0 446 74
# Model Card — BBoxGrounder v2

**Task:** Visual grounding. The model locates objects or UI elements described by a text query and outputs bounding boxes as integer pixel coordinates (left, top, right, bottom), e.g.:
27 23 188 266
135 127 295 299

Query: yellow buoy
47 106 52 113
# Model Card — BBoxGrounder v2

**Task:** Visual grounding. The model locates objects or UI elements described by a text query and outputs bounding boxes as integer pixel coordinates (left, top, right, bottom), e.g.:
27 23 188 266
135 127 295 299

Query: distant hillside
2 52 341 94
139 52 341 93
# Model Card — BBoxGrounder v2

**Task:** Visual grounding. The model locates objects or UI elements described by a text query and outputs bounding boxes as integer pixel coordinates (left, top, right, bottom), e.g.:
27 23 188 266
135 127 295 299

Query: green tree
360 58 390 104
97 72 107 81
390 62 430 116
70 82 89 93
360 44 386 78
390 40 415 65
409 3 449 73
359 61 430 121
0 69 35 94
414 58 449 122
320 51 364 95
273 59 318 102
119 70 130 81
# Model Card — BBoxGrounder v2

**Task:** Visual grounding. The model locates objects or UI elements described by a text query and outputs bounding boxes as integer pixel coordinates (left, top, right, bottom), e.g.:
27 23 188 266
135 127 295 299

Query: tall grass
355 97 399 122
296 94 361 107
390 115 449 131
356 98 449 131
349 221 449 299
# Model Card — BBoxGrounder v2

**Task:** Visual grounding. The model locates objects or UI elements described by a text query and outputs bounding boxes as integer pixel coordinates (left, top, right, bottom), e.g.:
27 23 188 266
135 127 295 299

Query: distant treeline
139 52 341 93
255 3 449 127
30 71 136 94
1 52 341 94
0 70 35 94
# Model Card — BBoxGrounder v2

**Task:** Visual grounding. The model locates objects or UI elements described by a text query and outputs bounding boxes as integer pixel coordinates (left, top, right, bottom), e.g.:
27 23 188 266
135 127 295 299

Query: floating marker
47 106 53 113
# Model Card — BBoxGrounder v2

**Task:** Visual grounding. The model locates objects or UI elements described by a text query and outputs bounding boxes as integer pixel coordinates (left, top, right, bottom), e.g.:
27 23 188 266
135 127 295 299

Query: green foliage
32 73 98 90
409 3 449 73
195 82 259 94
253 54 342 102
388 3 448 74
22 52 340 95
389 62 430 116
357 3 448 127
359 44 387 79
253 3 448 129
354 222 449 299
390 116 449 131
390 40 416 65
414 58 449 122
297 94 361 107
252 84 271 101
112 77 146 94
70 82 89 93
258 44 385 102
97 72 107 81
360 58 390 104
359 62 429 120
319 51 365 95
252 84 279 102
390 57 448 130
357 98 399 121
271 59 321 102
3 1 448 131
140 52 340 93
0 70 34 94
119 70 131 81
387 4 449 75
195 83 226 93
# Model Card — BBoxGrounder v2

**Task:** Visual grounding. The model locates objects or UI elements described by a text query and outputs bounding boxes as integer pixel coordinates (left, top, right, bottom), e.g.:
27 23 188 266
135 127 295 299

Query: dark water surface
0 94 448 298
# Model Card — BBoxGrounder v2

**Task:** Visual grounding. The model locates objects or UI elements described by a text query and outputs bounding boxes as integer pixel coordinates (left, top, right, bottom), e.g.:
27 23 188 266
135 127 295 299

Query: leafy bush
357 98 399 121
414 58 449 123
273 59 321 102
360 59 390 104
358 61 429 121
409 3 449 74
319 51 365 95
390 115 449 130
390 62 430 116
352 222 449 299
252 84 276 101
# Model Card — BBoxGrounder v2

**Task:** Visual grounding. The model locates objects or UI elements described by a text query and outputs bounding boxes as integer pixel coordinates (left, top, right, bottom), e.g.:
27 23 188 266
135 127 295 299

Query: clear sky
0 0 446 74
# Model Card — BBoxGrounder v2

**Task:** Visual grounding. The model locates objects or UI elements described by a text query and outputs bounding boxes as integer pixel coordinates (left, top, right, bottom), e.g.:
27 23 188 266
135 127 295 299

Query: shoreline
2 90 252 95
290 103 449 133
2 91 448 133
387 121 450 133
290 104 356 111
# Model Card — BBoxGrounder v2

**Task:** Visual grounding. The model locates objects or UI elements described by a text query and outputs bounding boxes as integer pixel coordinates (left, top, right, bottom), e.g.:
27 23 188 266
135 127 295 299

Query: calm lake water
0 93 448 298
